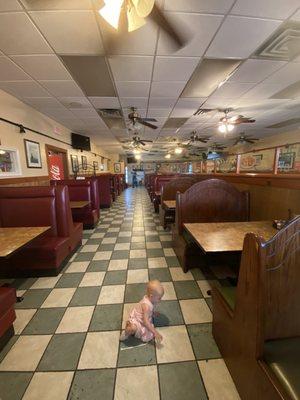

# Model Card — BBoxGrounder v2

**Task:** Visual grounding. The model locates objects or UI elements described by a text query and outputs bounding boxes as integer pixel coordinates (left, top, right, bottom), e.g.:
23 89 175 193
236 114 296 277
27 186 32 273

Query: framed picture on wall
24 139 42 168
114 162 121 173
71 154 79 173
93 161 99 170
0 148 22 177
81 155 87 170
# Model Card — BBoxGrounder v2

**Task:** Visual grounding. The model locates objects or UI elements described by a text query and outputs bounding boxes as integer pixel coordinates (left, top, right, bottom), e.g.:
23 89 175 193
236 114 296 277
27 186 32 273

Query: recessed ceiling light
181 58 241 98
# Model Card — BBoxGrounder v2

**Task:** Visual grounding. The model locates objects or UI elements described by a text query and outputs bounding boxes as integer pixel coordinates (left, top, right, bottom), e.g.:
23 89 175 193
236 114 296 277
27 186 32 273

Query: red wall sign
48 154 65 180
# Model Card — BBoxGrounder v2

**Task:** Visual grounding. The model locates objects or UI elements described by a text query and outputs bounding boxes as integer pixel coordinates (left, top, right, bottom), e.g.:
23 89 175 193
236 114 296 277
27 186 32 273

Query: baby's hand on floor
155 331 163 345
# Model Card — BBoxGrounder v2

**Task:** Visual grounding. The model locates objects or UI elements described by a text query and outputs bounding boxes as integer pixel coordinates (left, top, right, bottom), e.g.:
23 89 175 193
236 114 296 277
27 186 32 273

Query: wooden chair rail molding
0 176 50 187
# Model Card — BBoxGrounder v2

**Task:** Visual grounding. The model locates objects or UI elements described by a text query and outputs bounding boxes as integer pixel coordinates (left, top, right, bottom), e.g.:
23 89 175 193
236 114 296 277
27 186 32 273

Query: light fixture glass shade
165 153 171 159
0 149 6 155
99 0 124 30
174 147 183 154
132 0 155 18
127 3 146 32
135 154 141 160
133 149 141 154
218 123 234 133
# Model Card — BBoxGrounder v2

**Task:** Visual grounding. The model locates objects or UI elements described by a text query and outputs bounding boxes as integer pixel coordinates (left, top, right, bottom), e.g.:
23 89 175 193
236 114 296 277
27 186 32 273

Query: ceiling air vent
254 21 300 61
97 108 123 118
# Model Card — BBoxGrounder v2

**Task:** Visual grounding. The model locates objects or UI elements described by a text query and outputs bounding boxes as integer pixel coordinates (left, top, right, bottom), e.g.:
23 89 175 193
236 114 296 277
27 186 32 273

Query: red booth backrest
176 179 249 234
0 186 73 237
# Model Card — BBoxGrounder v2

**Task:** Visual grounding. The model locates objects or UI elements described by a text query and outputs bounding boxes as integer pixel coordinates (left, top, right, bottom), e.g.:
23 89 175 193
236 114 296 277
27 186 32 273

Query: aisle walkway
0 188 240 400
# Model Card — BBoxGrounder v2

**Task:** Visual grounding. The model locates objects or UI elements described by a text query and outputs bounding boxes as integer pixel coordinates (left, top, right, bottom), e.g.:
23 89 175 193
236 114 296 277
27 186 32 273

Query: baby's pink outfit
128 295 155 342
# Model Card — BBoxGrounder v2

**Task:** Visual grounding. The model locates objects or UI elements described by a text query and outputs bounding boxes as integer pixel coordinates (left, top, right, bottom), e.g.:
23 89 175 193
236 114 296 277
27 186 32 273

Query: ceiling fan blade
142 118 157 122
139 139 153 143
148 3 186 49
137 118 158 129
139 141 146 146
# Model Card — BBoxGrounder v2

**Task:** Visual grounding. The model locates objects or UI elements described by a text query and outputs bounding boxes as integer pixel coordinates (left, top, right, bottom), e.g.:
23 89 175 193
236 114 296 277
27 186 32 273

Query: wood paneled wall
0 176 50 187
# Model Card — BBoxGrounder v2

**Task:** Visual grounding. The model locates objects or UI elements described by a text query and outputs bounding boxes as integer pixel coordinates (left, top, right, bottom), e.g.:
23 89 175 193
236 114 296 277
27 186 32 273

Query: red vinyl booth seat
94 174 112 208
52 179 100 228
0 186 82 276
0 286 16 349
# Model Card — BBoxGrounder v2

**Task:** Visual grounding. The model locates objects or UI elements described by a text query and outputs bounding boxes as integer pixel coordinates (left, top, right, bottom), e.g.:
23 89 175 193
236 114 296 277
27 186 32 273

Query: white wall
0 89 120 179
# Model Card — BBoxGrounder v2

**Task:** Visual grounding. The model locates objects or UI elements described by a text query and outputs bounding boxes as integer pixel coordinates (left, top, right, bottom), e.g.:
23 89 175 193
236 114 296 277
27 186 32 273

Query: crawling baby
120 279 164 344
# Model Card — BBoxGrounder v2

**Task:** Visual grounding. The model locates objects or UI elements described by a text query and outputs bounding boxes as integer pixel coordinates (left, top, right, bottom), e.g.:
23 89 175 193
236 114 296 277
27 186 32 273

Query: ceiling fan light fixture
165 153 171 159
135 154 141 160
133 148 141 154
99 0 124 30
174 146 183 155
218 123 234 134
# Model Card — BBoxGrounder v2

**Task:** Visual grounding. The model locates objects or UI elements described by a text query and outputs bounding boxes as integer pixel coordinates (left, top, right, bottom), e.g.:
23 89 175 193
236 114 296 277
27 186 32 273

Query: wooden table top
163 200 176 209
70 201 90 209
0 227 51 258
184 221 277 253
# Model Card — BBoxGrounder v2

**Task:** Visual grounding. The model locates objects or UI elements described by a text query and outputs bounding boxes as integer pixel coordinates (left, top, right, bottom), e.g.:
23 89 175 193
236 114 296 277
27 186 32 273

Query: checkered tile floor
0 187 240 400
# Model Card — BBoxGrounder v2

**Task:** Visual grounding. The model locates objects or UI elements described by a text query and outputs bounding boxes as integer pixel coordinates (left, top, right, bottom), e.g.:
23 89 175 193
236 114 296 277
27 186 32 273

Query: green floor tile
22 308 65 334
159 361 208 400
0 372 33 400
116 237 131 243
15 289 51 309
130 242 146 250
125 283 147 302
128 259 148 269
147 248 165 258
145 236 160 242
155 300 184 326
38 333 85 371
191 268 206 280
103 271 127 285
85 239 101 246
205 297 213 312
118 336 156 367
98 244 115 251
55 273 84 288
161 241 173 248
11 277 37 290
70 287 101 306
174 281 203 299
89 304 122 331
166 256 180 267
111 250 130 259
187 323 221 360
104 232 118 238
68 369 115 400
149 268 172 282
74 253 95 262
87 260 109 271
0 336 18 363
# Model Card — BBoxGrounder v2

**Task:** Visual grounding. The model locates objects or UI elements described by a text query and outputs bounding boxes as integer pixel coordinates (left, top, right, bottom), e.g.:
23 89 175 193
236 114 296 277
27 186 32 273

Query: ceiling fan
99 0 187 49
121 135 153 147
233 134 259 146
128 107 158 130
182 131 210 146
218 109 255 133
209 142 227 151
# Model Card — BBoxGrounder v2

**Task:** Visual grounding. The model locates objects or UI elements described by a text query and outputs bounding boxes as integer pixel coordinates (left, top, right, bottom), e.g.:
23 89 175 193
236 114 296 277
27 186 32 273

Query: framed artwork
93 161 99 170
0 148 22 177
114 162 121 173
240 149 275 173
24 139 42 168
70 154 79 173
277 145 300 173
81 155 87 170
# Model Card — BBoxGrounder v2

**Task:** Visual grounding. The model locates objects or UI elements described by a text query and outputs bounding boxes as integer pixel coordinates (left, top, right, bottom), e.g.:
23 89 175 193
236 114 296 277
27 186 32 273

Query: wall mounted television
71 133 91 151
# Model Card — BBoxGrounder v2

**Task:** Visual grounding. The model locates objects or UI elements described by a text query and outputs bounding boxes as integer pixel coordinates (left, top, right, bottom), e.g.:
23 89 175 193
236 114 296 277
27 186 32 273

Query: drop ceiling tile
78 117 107 128
242 83 287 99
60 96 92 108
157 13 223 56
116 82 150 97
291 9 300 20
39 80 84 97
120 97 148 108
12 55 72 80
164 0 234 13
229 59 286 83
0 80 50 97
170 108 197 117
231 0 299 20
71 109 99 118
0 57 31 81
262 62 300 85
30 10 104 54
176 98 207 109
147 109 172 117
99 16 158 56
153 57 199 81
0 13 52 55
20 0 93 10
108 56 153 81
23 97 62 108
206 16 281 59
0 0 22 11
209 82 254 99
148 97 178 108
150 81 186 97
89 97 120 108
